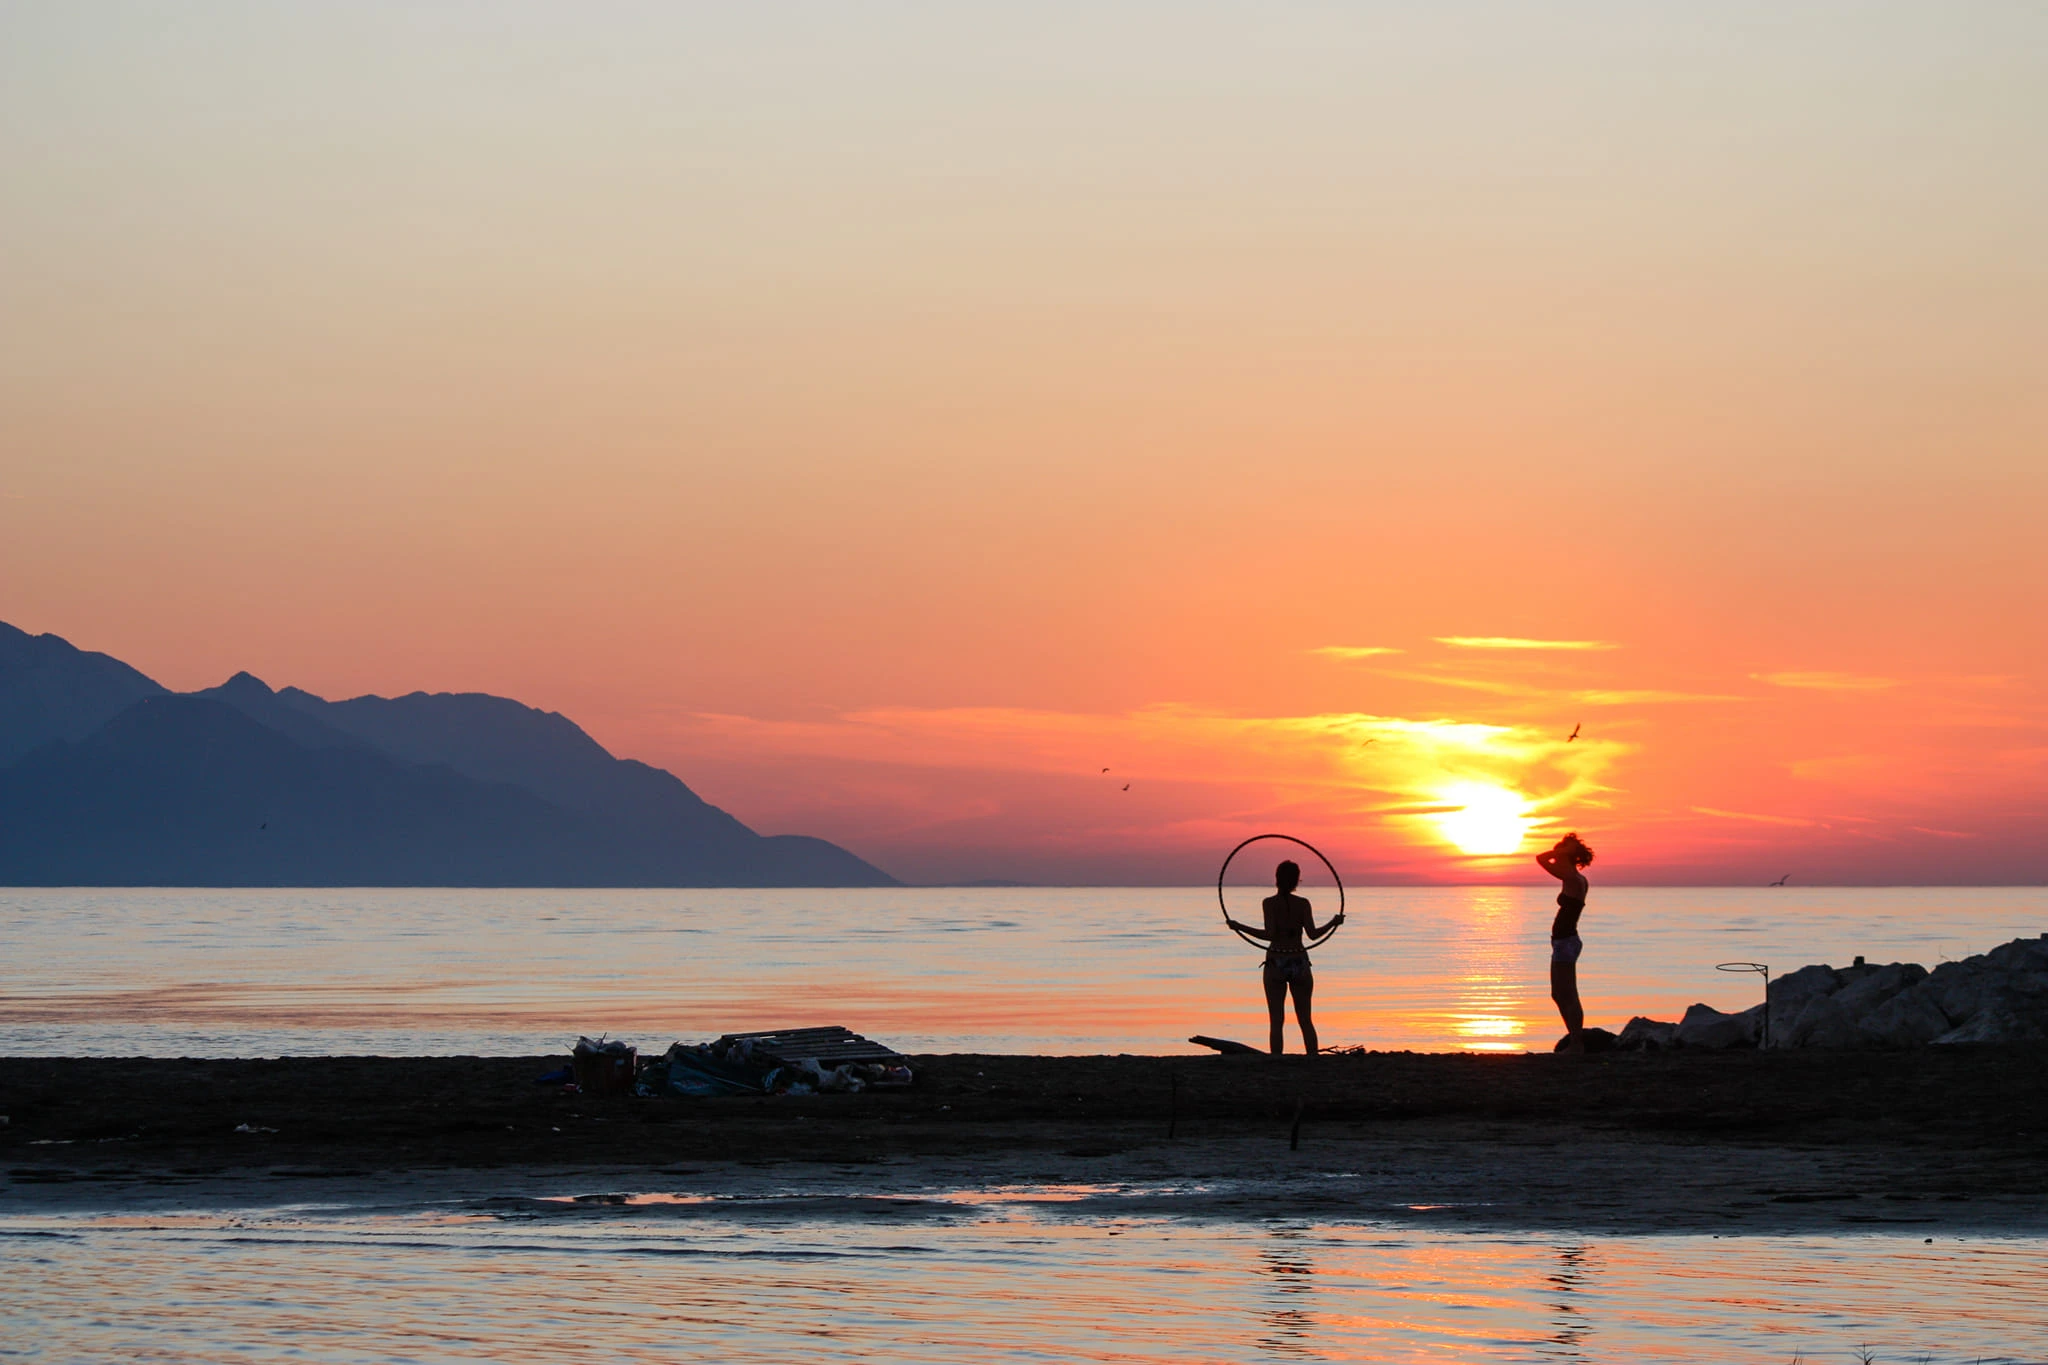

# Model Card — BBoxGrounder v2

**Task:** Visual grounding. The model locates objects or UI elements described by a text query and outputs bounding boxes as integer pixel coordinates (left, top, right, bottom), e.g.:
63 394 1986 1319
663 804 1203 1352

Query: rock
1983 935 2048 973
1831 961 1927 1015
1922 959 1996 1029
1733 1001 1765 1042
1766 963 1845 1045
1858 987 1953 1047
1748 937 2048 1048
1770 960 1929 1047
1676 1001 1761 1050
1616 1016 1679 1052
1783 992 1862 1048
1552 1026 1619 1053
1925 957 2048 1045
1934 1001 2048 1045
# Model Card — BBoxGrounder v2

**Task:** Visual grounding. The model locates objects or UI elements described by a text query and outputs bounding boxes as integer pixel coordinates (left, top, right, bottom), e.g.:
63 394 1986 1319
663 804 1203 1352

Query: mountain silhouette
0 622 165 765
0 626 894 887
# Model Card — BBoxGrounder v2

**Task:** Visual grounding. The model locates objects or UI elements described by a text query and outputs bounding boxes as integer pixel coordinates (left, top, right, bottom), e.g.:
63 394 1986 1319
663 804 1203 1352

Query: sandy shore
5 1047 2045 1233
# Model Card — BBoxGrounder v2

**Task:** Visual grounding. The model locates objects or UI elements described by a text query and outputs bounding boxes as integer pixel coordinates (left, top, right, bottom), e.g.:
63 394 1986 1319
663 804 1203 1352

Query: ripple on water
3 1194 2045 1363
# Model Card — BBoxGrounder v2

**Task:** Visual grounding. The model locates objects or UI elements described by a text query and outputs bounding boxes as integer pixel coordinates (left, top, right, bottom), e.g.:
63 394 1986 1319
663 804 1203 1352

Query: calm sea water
6 887 2046 1361
0 886 2041 1056
3 1189 2045 1363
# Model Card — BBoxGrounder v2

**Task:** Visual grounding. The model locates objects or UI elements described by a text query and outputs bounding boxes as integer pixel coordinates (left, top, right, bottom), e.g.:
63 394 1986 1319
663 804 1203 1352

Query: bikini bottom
1264 953 1313 986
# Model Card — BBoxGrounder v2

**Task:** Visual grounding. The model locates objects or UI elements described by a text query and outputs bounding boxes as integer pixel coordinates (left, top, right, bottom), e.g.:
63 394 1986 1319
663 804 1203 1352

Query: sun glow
1432 782 1534 856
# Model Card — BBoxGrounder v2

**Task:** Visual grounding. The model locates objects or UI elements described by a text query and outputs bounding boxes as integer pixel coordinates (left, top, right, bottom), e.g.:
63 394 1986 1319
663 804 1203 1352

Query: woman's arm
1226 918 1273 940
1303 898 1345 940
1535 850 1565 880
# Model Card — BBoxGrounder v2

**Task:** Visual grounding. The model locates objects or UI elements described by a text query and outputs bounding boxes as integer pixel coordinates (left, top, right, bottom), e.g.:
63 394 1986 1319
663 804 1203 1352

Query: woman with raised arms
1225 859 1344 1055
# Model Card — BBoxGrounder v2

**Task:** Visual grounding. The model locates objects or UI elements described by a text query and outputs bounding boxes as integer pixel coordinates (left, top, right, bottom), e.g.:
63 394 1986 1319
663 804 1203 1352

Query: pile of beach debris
643 1026 914 1097
1614 933 2048 1051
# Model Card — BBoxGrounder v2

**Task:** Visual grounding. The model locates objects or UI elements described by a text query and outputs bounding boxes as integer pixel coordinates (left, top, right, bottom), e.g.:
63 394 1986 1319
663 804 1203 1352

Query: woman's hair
1275 859 1301 892
1556 833 1595 868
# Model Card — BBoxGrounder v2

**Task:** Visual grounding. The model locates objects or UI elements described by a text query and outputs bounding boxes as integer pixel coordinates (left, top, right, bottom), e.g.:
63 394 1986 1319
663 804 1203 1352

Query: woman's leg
1289 969 1319 1056
1550 958 1583 1043
1263 966 1289 1055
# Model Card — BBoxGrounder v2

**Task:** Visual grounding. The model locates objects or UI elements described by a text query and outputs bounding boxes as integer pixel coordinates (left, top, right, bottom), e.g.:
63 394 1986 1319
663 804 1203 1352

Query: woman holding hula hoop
1225 859 1344 1055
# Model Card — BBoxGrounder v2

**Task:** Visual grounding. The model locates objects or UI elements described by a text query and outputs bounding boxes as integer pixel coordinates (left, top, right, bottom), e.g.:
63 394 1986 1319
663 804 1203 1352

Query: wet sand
5 1047 2045 1233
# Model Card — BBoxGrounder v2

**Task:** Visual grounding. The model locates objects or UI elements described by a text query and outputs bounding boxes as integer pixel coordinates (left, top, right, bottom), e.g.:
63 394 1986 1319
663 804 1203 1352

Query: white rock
1922 960 1994 1027
1983 936 2048 974
1760 938 2048 1047
1676 1001 1761 1050
1857 987 1953 1047
1617 1016 1679 1051
1766 963 1844 1044
1789 994 1869 1048
1933 1002 2048 1045
1831 961 1927 1015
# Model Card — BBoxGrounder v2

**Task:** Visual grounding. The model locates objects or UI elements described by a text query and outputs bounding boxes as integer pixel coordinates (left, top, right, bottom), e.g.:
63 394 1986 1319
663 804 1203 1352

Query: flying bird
1567 723 1581 743
1769 873 1790 887
1101 767 1110 773
1122 784 1130 792
259 822 267 831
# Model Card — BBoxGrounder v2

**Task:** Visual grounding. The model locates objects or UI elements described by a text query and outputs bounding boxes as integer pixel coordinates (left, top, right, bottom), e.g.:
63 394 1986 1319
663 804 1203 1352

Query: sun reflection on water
1435 888 1542 1052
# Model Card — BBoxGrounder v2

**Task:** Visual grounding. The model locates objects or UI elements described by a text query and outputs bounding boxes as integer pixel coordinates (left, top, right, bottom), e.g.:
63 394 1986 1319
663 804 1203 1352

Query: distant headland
0 621 896 887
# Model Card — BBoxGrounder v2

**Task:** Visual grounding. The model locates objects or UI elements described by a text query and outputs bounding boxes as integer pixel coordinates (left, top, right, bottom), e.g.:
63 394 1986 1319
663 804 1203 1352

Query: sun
1432 782 1533 856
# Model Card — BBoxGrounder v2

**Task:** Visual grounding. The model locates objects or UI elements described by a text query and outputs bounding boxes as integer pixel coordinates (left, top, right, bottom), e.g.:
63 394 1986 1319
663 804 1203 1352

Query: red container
571 1047 637 1096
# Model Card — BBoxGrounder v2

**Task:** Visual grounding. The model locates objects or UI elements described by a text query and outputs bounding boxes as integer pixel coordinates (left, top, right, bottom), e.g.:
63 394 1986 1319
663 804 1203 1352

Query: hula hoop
1216 833 1345 953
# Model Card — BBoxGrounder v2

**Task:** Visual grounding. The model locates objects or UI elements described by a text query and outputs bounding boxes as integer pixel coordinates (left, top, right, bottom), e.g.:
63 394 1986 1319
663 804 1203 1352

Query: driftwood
1188 1035 1262 1055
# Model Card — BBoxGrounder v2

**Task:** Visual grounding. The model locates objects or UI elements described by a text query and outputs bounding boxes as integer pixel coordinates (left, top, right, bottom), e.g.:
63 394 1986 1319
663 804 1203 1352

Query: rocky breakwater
1613 933 2048 1051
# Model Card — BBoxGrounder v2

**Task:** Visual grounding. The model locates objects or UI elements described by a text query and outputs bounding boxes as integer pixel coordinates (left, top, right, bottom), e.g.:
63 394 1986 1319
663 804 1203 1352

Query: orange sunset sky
3 6 2044 885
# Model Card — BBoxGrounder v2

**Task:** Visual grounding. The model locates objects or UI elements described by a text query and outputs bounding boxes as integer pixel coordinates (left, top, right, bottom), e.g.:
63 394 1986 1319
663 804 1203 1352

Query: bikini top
1551 888 1586 939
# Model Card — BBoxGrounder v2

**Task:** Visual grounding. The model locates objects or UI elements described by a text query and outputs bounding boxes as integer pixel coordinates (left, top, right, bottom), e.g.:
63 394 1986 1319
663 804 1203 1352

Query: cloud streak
1753 671 1900 692
1370 670 1541 697
1691 805 1815 827
1572 689 1743 706
1309 645 1404 660
1436 636 1620 651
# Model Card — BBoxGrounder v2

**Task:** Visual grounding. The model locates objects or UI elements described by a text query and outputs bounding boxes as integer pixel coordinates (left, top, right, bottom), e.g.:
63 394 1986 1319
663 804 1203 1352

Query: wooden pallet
715 1025 907 1070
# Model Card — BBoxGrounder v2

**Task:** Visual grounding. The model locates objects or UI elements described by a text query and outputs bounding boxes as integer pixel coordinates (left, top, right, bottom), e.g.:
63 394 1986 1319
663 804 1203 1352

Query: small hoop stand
1716 961 1772 1048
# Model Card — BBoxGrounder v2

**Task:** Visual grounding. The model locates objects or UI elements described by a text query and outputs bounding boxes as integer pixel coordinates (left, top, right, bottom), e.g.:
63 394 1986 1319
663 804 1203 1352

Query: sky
3 3 2044 885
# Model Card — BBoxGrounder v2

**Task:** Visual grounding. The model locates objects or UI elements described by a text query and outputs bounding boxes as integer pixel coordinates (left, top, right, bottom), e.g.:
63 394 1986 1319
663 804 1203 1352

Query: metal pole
1716 962 1770 1048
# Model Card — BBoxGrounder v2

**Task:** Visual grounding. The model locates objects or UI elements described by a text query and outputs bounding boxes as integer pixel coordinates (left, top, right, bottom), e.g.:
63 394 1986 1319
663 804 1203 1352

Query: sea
0 885 2040 1057
3 885 2045 1363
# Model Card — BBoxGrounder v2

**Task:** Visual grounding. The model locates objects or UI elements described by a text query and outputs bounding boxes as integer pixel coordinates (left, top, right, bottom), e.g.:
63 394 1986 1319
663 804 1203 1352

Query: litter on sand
571 1036 638 1096
647 1026 914 1098
537 1026 913 1098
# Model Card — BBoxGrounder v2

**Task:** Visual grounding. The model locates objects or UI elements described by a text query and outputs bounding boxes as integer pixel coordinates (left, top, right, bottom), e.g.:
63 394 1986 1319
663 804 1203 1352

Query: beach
7 1046 2045 1235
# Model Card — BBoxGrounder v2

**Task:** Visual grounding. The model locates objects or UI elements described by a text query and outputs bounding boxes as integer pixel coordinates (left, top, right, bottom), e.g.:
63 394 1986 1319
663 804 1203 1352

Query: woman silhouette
1536 833 1596 1050
1226 860 1343 1055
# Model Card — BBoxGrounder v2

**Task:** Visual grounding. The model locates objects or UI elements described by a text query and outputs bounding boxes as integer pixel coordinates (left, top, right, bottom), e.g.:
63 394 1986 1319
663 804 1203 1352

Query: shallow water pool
4 1184 2044 1363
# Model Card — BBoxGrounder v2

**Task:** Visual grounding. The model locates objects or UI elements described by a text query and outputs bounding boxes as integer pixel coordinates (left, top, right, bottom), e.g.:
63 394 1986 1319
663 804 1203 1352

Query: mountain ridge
0 622 167 765
0 625 895 887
